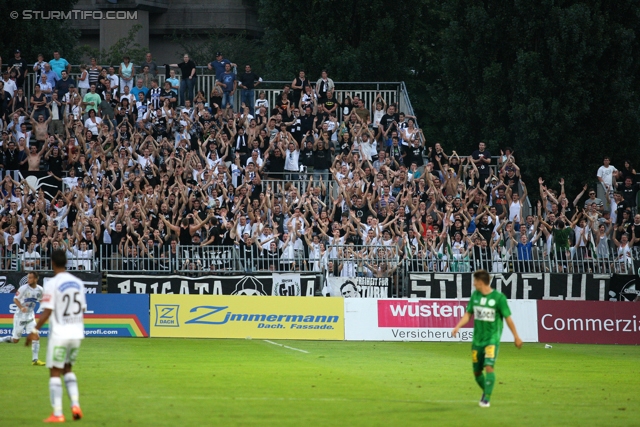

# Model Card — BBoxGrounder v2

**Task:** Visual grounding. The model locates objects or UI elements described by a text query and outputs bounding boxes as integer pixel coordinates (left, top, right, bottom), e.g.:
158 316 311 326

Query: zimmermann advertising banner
150 295 344 340
107 273 320 296
409 273 609 300
344 298 539 342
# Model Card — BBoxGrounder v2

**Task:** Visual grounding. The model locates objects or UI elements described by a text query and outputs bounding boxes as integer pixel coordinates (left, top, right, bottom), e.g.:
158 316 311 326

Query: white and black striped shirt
149 87 162 111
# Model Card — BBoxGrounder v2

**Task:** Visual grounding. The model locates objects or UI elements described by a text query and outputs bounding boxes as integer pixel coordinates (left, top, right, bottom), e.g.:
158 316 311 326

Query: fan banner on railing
0 171 61 201
271 273 303 296
19 171 63 200
327 277 390 298
609 274 640 301
106 273 320 296
408 273 610 300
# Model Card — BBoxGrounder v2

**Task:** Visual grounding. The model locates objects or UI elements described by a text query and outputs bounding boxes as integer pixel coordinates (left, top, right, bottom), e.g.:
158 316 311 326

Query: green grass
1 339 639 426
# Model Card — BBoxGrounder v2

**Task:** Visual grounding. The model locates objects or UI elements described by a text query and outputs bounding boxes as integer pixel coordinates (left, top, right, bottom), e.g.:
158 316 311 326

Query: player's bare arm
505 316 523 348
452 312 472 337
13 297 26 313
25 308 52 346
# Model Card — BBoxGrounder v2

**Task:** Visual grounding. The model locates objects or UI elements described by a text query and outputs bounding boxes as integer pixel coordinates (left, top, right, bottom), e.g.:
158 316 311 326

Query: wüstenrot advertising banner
537 300 640 344
344 299 538 342
150 295 344 340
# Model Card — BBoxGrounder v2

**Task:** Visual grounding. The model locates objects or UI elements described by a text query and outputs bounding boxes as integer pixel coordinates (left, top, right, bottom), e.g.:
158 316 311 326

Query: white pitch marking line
263 339 310 353
137 395 478 404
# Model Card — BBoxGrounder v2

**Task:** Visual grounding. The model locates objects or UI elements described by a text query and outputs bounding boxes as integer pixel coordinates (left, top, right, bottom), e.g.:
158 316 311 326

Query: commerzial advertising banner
107 273 320 296
150 295 344 340
327 277 390 298
344 298 539 342
537 300 640 345
409 273 609 300
0 294 149 338
0 271 101 294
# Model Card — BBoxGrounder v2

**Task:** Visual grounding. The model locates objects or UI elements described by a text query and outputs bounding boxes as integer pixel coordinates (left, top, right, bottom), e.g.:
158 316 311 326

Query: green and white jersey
466 290 511 347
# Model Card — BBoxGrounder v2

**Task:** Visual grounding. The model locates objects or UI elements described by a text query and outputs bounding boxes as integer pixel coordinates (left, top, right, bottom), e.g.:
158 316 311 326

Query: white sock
64 372 80 407
49 377 63 417
31 340 40 361
0 336 12 343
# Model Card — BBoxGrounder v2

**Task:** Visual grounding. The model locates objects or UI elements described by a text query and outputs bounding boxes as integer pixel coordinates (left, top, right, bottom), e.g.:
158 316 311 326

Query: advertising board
345 298 538 342
537 300 640 344
0 294 149 337
150 295 344 340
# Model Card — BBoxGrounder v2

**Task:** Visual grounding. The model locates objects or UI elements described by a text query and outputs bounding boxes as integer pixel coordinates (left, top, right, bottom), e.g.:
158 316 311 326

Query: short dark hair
28 271 39 280
473 270 491 285
52 249 67 269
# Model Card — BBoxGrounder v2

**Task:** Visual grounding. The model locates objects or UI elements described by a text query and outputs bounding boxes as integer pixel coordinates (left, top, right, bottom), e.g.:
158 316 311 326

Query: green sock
484 372 496 401
475 374 485 391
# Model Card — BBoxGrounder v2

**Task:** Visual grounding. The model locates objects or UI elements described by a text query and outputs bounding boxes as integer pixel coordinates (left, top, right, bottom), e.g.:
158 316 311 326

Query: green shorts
472 343 500 372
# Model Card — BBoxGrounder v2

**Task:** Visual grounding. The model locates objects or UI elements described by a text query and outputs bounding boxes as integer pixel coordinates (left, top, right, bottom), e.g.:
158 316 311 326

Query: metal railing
404 244 635 275
0 240 635 300
21 70 412 123
325 244 402 272
325 244 405 296
0 247 96 271
99 245 176 272
176 245 239 272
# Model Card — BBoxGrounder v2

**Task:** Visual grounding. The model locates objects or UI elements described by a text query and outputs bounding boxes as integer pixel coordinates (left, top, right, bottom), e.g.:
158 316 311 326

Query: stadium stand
0 51 638 288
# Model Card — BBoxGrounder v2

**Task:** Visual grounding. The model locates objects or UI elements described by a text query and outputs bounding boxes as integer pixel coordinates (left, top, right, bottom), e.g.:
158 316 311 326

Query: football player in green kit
452 270 523 407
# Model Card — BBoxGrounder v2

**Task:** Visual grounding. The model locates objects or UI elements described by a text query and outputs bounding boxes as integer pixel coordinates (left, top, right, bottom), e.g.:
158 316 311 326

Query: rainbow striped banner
0 294 149 338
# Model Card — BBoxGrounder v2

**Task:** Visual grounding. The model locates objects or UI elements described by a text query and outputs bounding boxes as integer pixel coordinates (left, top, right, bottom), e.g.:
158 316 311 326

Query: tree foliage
256 0 640 197
418 0 640 196
256 0 427 81
77 24 148 66
0 0 80 62
171 30 267 72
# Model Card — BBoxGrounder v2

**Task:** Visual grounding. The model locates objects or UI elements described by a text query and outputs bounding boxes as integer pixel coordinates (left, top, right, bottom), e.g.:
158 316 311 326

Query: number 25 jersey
41 272 86 340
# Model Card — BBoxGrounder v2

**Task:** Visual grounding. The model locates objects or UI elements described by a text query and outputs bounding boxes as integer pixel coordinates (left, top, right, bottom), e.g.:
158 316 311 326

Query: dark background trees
256 0 640 197
415 0 640 196
256 0 426 82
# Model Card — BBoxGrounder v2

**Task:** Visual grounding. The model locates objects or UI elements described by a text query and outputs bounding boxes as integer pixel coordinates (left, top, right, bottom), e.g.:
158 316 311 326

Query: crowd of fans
0 48 637 277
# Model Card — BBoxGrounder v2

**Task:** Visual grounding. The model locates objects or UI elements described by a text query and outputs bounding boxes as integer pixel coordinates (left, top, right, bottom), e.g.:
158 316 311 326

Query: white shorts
47 338 82 369
12 315 36 340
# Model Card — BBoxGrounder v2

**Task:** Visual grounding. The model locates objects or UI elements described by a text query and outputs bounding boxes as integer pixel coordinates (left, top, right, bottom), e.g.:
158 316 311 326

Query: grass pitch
1 339 639 426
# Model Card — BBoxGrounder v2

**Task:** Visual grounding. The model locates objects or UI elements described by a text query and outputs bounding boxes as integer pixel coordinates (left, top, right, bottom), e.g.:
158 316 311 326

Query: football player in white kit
26 250 86 423
0 271 46 365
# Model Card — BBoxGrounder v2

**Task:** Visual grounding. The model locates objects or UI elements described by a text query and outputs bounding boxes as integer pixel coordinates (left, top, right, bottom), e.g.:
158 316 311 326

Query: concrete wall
70 0 260 63
76 35 216 64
